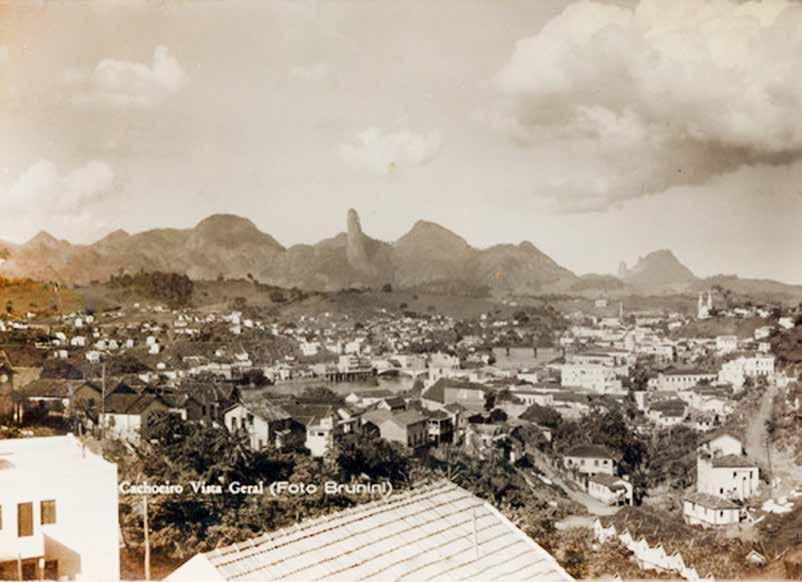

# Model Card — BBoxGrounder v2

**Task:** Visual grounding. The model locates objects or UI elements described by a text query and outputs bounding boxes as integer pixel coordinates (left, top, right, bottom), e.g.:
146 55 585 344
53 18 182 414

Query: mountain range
1 210 801 300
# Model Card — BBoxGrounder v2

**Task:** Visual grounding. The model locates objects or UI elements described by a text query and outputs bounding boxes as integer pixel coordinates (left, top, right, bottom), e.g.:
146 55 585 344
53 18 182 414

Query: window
41 500 56 525
17 502 33 537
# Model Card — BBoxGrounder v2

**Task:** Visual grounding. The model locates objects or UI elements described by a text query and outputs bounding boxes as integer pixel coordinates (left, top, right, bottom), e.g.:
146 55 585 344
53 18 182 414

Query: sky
2 0 802 283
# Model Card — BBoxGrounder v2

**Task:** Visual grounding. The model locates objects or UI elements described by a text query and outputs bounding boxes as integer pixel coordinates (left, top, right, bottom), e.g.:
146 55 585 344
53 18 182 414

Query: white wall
0 436 120 581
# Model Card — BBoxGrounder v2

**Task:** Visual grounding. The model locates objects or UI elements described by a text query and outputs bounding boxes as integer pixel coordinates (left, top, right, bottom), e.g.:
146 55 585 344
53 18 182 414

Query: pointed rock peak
347 208 364 237
518 241 536 252
346 208 373 275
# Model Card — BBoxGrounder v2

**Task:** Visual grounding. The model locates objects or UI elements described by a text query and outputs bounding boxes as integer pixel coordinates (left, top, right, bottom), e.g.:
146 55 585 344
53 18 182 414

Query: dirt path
745 382 802 495
526 451 619 517
745 383 776 466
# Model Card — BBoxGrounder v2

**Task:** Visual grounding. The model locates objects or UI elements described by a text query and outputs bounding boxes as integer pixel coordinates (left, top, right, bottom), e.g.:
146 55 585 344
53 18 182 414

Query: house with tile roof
100 385 173 442
362 409 429 450
224 397 294 452
563 444 621 476
165 480 574 582
683 492 741 527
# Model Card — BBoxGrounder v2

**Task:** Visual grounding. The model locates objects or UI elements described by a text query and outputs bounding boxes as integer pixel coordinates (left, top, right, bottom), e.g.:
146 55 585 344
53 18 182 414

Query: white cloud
6 160 114 213
0 46 8 65
494 0 802 211
69 46 186 108
339 128 442 175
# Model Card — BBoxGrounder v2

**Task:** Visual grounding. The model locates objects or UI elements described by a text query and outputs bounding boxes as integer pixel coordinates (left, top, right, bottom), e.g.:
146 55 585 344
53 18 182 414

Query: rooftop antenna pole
100 362 106 442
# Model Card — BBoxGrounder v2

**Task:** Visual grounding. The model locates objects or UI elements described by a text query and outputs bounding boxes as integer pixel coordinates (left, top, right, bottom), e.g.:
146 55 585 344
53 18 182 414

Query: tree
334 433 409 483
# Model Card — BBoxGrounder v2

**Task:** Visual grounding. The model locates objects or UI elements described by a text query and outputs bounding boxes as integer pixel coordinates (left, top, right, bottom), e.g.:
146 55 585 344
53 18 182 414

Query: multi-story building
560 363 623 394
654 369 717 391
563 444 620 476
0 435 120 581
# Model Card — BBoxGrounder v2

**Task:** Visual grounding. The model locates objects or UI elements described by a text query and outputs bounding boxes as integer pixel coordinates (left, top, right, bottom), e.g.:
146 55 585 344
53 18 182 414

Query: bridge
375 367 429 379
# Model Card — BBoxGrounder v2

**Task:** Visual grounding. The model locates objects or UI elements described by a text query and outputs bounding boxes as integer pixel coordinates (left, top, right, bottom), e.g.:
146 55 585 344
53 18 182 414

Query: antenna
100 362 106 442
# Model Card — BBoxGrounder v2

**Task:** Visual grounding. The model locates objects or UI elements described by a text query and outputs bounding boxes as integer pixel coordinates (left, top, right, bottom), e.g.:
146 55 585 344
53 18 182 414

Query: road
745 382 776 467
525 450 618 517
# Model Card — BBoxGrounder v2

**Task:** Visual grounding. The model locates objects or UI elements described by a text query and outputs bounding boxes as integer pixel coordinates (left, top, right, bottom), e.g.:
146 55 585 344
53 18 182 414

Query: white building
0 435 120 580
560 363 623 394
695 434 759 501
563 445 620 476
715 335 738 355
683 493 741 528
654 369 717 391
754 326 773 341
697 292 713 320
587 474 633 506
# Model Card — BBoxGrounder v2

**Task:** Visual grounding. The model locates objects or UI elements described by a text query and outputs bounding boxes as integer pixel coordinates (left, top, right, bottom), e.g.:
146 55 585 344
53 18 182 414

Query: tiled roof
712 454 758 468
684 492 741 510
175 480 573 581
16 379 77 399
589 474 629 491
565 444 621 460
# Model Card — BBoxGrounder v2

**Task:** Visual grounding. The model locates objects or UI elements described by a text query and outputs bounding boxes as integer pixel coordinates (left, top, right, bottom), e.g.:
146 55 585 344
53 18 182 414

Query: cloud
0 46 8 65
68 46 186 108
339 128 442 175
493 0 802 211
6 160 115 213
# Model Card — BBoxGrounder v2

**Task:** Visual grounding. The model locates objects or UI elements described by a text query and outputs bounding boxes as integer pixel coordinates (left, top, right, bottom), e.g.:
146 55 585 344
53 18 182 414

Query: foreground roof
166 480 573 582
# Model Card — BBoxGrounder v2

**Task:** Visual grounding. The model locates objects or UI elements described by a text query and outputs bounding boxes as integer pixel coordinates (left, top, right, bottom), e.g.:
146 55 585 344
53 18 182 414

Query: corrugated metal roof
191 480 573 581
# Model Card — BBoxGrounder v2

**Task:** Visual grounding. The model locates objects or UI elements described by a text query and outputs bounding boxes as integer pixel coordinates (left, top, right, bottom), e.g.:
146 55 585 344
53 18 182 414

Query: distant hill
618 249 697 292
0 210 578 295
2 211 802 301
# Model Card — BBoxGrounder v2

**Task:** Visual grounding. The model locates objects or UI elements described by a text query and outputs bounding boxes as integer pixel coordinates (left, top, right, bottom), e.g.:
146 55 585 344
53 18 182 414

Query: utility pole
143 495 151 581
100 363 106 442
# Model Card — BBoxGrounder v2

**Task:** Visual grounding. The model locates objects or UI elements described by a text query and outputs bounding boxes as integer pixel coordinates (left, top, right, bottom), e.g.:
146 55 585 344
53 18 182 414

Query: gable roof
237 397 292 423
104 392 170 415
422 378 487 404
684 491 741 510
712 454 758 469
16 379 78 399
564 444 621 460
165 480 573 582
